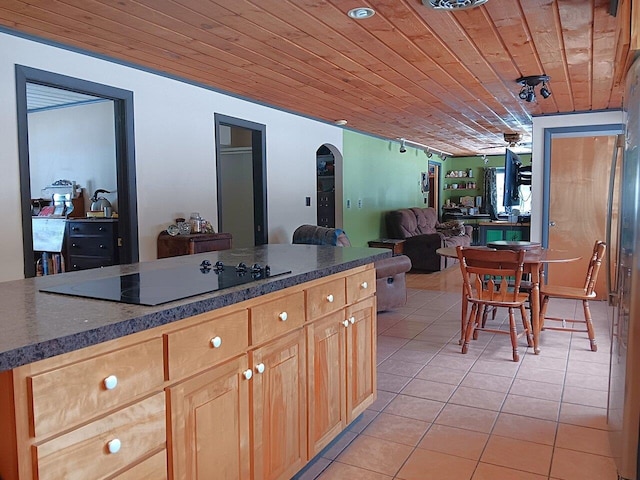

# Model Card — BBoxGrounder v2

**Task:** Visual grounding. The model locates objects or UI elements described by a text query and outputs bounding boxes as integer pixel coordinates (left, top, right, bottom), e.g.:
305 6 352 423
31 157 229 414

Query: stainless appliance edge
608 55 640 480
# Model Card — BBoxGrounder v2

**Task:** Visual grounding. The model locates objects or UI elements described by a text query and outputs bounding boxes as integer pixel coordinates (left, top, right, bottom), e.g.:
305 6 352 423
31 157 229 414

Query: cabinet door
167 355 250 480
251 330 307 480
346 296 376 422
306 311 346 458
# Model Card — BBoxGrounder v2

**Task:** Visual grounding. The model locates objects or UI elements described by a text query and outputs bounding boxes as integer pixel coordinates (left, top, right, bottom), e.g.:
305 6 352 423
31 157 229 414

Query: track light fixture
516 75 551 103
395 137 451 160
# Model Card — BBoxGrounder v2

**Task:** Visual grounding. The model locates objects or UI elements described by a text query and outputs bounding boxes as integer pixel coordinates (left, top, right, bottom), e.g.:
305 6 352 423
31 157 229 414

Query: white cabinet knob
107 438 121 454
361 281 368 289
255 363 265 374
349 316 355 324
103 375 118 390
327 294 334 303
343 319 350 328
279 312 288 322
243 369 253 380
210 336 222 348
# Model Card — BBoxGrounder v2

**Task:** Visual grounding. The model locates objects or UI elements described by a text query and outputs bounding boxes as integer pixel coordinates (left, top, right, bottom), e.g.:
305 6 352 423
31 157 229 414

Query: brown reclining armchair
292 224 412 311
386 207 472 271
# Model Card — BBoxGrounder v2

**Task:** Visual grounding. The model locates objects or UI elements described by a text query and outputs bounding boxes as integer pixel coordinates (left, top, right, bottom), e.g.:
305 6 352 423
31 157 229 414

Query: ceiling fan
480 133 532 152
503 133 523 147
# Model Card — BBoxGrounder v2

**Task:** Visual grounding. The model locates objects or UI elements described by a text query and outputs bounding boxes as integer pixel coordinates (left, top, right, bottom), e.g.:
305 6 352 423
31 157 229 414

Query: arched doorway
316 145 335 228
315 144 343 229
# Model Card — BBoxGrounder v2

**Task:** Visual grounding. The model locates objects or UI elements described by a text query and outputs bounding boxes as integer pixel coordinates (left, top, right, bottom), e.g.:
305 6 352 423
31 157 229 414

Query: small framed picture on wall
421 172 429 193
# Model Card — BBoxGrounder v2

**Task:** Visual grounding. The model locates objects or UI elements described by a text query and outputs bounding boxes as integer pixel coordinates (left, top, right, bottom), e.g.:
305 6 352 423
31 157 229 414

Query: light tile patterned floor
293 273 618 480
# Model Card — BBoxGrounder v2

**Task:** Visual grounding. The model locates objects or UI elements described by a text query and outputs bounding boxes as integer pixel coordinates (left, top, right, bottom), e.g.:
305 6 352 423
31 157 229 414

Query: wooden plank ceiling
0 0 631 156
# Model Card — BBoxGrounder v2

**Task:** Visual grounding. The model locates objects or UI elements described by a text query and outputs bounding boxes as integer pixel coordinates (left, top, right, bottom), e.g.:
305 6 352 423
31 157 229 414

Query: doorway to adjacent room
214 114 267 248
15 66 138 278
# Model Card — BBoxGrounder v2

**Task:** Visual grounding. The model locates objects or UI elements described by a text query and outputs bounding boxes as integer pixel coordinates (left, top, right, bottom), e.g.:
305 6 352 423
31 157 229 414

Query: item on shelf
178 222 191 235
189 212 202 233
174 218 191 235
460 196 475 207
42 179 81 199
201 220 215 233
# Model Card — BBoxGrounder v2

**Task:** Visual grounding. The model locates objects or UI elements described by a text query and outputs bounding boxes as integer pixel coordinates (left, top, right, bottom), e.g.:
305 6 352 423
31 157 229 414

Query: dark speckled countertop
0 244 390 371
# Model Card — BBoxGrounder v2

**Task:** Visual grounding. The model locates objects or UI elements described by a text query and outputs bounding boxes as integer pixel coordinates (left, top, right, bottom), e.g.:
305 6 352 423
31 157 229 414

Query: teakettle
90 189 112 211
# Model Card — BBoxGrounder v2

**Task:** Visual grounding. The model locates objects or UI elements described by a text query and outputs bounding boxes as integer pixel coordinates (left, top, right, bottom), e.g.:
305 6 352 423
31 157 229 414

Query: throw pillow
436 220 465 236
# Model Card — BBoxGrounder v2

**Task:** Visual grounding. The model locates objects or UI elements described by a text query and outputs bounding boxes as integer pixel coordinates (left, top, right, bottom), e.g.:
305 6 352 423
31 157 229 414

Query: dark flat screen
40 264 291 306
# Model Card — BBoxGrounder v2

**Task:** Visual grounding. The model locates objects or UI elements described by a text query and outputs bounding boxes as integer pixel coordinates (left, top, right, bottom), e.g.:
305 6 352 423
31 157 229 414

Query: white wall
0 31 342 282
219 147 254 248
531 110 623 242
29 101 117 213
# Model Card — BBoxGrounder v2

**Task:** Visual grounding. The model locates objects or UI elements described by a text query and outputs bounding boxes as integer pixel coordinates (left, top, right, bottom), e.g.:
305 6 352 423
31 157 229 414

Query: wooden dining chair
539 240 606 352
456 246 533 362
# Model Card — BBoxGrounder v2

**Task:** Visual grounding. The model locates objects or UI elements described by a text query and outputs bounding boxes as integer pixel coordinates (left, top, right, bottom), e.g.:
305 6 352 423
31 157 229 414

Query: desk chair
539 240 606 352
456 246 533 362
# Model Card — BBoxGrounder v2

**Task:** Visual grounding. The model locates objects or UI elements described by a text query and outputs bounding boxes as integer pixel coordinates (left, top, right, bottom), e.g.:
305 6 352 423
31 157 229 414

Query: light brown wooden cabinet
306 310 347 457
0 264 376 480
346 296 376 421
306 276 376 458
1 335 167 480
167 355 251 480
250 329 307 480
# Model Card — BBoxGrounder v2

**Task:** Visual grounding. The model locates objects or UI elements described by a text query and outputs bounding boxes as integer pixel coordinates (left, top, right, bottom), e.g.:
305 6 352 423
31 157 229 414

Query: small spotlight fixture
540 82 551 99
334 119 348 126
516 75 551 103
425 149 433 158
399 138 407 154
347 7 375 19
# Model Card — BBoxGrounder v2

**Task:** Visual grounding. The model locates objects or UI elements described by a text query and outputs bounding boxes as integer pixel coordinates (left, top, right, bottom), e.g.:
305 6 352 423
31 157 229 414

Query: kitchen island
0 244 389 480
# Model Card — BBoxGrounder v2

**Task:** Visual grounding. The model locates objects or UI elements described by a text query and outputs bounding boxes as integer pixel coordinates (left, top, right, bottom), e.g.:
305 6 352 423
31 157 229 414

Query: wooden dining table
436 246 581 354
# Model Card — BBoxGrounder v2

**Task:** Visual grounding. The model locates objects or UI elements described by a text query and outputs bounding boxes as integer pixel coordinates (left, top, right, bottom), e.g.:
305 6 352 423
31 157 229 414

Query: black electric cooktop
40 261 292 306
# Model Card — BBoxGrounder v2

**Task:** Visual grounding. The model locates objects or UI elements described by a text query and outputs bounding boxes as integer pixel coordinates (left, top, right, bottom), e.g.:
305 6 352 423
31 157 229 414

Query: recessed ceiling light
422 0 488 10
334 119 348 126
347 7 375 19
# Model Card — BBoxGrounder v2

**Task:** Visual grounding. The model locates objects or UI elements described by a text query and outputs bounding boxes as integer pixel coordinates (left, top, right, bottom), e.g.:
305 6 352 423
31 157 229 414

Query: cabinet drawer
113 449 167 479
67 221 115 237
67 255 117 271
67 236 115 257
191 237 232 254
28 338 164 438
34 392 166 480
346 268 376 304
306 277 346 319
250 291 305 345
165 309 249 380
